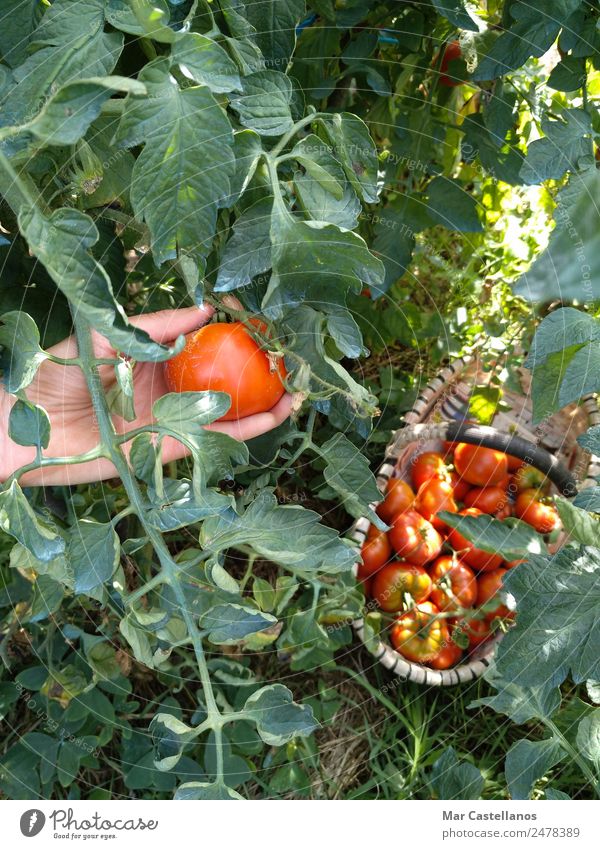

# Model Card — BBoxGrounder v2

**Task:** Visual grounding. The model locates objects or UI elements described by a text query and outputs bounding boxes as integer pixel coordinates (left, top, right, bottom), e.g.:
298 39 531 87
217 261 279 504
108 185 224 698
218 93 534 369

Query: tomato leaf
555 497 600 547
151 713 197 772
7 400 50 450
470 669 562 724
116 59 235 264
174 781 243 800
215 197 273 291
230 70 294 136
171 32 242 94
576 711 600 763
319 112 380 203
520 109 593 185
245 0 305 65
495 547 600 686
505 738 565 800
200 490 356 573
242 684 317 745
429 747 484 800
318 433 383 525
0 311 49 393
0 481 65 563
432 0 481 31
69 520 120 595
292 136 361 228
146 480 231 532
438 511 546 559
200 603 277 644
426 177 483 232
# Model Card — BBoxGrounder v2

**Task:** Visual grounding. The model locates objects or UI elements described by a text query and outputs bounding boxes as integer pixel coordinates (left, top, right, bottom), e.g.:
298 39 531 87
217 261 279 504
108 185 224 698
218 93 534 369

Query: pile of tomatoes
358 441 561 670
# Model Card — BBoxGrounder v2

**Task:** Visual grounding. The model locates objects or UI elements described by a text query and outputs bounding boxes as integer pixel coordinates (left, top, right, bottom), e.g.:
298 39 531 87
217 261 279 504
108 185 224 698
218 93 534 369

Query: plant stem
545 718 600 797
72 314 225 773
270 111 319 158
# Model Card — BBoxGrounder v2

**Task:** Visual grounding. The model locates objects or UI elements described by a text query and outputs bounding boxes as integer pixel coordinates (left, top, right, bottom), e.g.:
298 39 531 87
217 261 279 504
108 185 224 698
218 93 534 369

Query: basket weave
351 355 600 687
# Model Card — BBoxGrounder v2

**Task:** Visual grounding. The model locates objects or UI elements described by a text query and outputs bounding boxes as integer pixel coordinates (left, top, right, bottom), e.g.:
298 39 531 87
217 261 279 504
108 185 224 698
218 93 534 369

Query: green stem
5 445 108 486
72 315 224 760
270 111 319 158
545 718 599 797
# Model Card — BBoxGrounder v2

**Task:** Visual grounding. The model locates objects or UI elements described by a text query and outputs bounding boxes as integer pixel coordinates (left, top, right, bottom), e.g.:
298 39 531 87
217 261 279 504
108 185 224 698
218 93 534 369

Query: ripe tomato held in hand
464 485 507 515
446 508 504 572
377 478 414 524
358 528 392 579
389 510 442 567
476 568 514 621
390 601 449 663
429 554 477 612
453 443 508 487
163 320 287 421
414 477 458 530
514 490 560 534
410 451 448 491
429 639 463 669
371 562 432 612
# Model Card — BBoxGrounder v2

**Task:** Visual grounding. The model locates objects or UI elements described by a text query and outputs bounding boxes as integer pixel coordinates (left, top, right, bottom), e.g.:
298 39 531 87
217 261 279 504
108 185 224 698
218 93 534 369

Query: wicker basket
351 355 600 687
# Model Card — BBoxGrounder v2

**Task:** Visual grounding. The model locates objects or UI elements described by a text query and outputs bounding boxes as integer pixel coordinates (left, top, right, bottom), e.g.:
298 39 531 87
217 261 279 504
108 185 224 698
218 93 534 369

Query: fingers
128 305 215 344
205 393 294 442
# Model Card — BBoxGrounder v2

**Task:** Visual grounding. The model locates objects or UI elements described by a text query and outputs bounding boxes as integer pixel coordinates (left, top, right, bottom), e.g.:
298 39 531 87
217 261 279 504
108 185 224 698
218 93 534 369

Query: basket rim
351 356 600 687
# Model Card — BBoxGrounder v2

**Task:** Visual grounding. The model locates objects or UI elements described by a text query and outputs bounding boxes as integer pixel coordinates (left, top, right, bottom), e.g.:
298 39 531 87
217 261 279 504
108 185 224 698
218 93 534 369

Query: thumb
128 305 215 345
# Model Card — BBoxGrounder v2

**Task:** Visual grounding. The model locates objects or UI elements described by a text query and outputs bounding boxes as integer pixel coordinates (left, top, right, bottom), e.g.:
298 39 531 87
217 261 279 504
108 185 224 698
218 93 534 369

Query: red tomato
389 510 443 567
449 470 471 502
377 478 414 524
429 554 477 612
453 443 508 487
358 528 391 579
464 486 507 515
446 508 504 572
164 320 287 421
390 601 449 663
512 464 549 494
506 454 524 472
371 562 432 612
476 568 514 621
414 477 458 530
438 40 463 87
495 502 513 520
428 639 463 670
410 451 448 491
453 616 491 649
514 490 560 534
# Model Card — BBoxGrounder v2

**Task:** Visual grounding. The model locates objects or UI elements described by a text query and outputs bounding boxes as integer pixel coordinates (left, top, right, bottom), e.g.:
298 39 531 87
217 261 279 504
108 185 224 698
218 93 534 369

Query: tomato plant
0 0 598 806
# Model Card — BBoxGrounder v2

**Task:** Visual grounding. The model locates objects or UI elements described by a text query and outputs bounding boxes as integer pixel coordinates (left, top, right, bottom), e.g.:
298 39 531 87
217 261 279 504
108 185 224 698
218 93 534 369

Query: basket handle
445 421 577 497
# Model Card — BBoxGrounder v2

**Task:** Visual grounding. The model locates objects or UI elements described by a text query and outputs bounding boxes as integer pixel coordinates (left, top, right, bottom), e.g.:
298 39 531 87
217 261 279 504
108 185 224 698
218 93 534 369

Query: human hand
1 306 293 486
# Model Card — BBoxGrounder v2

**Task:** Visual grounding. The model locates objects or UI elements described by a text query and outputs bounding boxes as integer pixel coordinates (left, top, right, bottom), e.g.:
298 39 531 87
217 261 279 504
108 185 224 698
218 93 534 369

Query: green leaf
230 70 294 136
200 490 356 574
530 350 576 424
0 0 123 135
293 137 361 229
438 511 546 560
151 713 197 772
153 391 232 433
558 343 600 407
320 112 379 203
432 0 481 31
470 670 561 725
174 781 243 800
69 520 120 595
427 177 482 232
18 207 174 361
318 433 382 524
520 109 593 185
245 0 305 66
555 498 600 547
116 59 235 264
23 76 145 146
505 738 565 800
495 547 600 687
107 358 136 422
8 400 50 450
515 170 600 302
10 542 73 589
548 55 586 91
215 197 273 291
0 311 48 393
576 711 600 763
200 603 277 644
326 311 364 358
429 747 484 800
587 680 600 704
525 308 600 369
147 480 231 532
0 481 65 562
292 136 344 201
242 684 317 745
473 1 582 81
28 574 65 622
119 612 155 667
468 386 503 425
171 32 242 94
264 212 384 317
